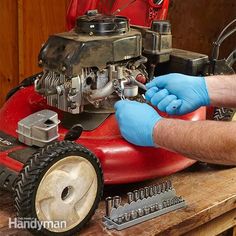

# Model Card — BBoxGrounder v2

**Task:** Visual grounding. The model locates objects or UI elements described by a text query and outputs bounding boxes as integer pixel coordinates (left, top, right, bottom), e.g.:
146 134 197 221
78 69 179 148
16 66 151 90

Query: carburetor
35 10 149 114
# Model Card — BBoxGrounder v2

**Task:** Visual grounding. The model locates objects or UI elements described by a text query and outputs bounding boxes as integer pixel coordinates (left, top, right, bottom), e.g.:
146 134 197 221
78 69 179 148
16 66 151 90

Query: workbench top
1 163 236 236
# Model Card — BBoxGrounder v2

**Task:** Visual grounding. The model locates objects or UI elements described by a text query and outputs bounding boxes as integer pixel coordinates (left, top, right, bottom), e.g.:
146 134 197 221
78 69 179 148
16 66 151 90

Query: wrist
152 118 166 147
205 75 223 106
200 76 211 106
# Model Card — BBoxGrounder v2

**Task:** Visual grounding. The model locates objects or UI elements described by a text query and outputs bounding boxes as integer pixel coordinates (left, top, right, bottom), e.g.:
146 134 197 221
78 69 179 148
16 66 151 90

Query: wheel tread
14 141 103 236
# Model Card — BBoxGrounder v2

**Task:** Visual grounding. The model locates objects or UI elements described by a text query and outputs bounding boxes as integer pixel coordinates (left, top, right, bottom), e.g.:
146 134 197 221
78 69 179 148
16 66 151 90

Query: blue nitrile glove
114 100 162 147
145 73 210 115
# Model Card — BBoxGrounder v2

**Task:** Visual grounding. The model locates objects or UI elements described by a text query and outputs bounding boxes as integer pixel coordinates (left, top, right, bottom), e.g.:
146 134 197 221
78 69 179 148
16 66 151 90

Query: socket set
103 180 186 230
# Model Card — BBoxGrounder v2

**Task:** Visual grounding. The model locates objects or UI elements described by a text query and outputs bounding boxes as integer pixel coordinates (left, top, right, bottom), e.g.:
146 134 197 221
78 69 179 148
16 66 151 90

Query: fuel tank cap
75 10 129 36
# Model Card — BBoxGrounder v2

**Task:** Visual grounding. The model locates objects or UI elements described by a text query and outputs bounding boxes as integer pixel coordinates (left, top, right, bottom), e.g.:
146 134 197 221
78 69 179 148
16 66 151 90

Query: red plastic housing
0 87 205 184
0 0 205 185
66 0 169 30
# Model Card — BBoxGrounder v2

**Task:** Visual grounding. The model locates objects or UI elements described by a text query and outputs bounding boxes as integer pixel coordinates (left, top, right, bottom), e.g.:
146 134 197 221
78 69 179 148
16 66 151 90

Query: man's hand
115 100 162 147
145 73 210 115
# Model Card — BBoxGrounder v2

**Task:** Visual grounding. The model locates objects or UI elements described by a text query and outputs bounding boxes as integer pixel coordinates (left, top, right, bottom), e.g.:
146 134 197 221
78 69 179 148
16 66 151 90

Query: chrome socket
131 210 138 220
117 216 124 224
127 192 134 204
139 188 145 199
166 180 172 190
152 185 157 195
156 184 161 194
144 207 150 215
137 208 144 217
149 186 154 196
161 182 165 193
113 196 121 208
144 187 149 198
150 205 156 213
133 190 140 201
155 203 160 211
124 213 131 222
105 197 113 217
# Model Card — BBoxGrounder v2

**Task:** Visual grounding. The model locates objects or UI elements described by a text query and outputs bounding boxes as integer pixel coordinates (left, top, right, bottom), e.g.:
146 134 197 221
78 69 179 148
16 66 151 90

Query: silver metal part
127 192 134 204
133 190 139 201
123 85 139 97
103 180 186 231
105 197 113 217
144 187 149 198
36 62 147 114
17 110 60 147
139 188 145 200
113 196 121 208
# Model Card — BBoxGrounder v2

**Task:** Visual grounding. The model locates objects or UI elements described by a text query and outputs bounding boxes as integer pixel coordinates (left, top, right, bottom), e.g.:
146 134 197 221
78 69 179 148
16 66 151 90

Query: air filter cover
75 11 129 35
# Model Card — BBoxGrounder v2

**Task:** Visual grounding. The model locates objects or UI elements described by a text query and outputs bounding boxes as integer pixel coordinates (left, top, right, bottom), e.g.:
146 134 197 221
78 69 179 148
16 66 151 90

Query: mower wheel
14 141 103 236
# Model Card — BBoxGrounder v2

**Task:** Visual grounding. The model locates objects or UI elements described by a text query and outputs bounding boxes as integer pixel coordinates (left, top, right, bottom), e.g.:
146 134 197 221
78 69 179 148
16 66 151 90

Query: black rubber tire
14 141 104 236
213 107 236 121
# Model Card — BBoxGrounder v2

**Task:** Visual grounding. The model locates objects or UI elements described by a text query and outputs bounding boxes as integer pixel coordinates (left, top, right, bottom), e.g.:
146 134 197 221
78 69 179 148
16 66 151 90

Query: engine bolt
70 102 77 109
38 59 43 67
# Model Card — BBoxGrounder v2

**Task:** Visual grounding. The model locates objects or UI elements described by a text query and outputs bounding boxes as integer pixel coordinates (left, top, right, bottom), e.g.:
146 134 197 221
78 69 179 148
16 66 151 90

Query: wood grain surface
0 0 19 108
0 164 236 235
168 0 236 60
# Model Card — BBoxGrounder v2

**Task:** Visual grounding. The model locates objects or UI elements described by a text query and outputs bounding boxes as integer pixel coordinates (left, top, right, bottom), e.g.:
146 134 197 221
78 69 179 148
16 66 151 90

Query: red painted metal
0 86 206 184
66 0 169 30
0 0 206 184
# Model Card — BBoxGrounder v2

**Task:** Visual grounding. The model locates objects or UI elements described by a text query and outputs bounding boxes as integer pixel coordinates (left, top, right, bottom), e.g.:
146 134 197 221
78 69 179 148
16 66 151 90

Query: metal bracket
103 180 186 230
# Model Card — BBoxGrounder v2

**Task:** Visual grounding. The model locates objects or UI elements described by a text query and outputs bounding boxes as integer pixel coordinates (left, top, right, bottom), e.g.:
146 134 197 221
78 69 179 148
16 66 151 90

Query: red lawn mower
1 0 234 235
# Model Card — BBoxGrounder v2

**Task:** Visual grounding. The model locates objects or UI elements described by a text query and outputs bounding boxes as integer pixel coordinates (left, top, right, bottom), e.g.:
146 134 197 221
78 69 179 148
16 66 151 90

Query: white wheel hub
233 112 236 121
35 155 98 233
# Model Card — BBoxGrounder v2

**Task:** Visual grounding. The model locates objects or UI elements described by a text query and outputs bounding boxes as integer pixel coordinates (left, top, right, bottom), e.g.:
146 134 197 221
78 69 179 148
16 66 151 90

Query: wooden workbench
0 163 236 236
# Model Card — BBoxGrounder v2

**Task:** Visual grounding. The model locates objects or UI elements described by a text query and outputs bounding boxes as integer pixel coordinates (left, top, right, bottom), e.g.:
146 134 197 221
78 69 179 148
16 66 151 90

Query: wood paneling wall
0 0 235 107
18 0 69 81
0 0 19 107
168 0 236 59
0 0 69 107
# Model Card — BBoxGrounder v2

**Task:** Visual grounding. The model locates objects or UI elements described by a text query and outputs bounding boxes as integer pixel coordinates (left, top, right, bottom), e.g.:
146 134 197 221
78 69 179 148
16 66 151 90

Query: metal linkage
103 180 186 230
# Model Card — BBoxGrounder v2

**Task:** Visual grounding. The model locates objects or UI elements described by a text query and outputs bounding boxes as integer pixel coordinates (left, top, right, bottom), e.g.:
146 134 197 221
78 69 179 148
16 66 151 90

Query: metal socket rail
103 180 186 230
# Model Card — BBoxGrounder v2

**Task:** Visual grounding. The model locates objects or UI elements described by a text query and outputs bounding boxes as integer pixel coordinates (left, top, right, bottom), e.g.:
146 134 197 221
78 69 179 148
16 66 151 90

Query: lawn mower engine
36 12 149 114
0 9 209 236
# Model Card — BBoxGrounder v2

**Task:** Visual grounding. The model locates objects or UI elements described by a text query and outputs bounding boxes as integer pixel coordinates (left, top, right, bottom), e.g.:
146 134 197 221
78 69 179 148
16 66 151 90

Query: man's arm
206 74 236 107
115 100 236 166
154 118 236 165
